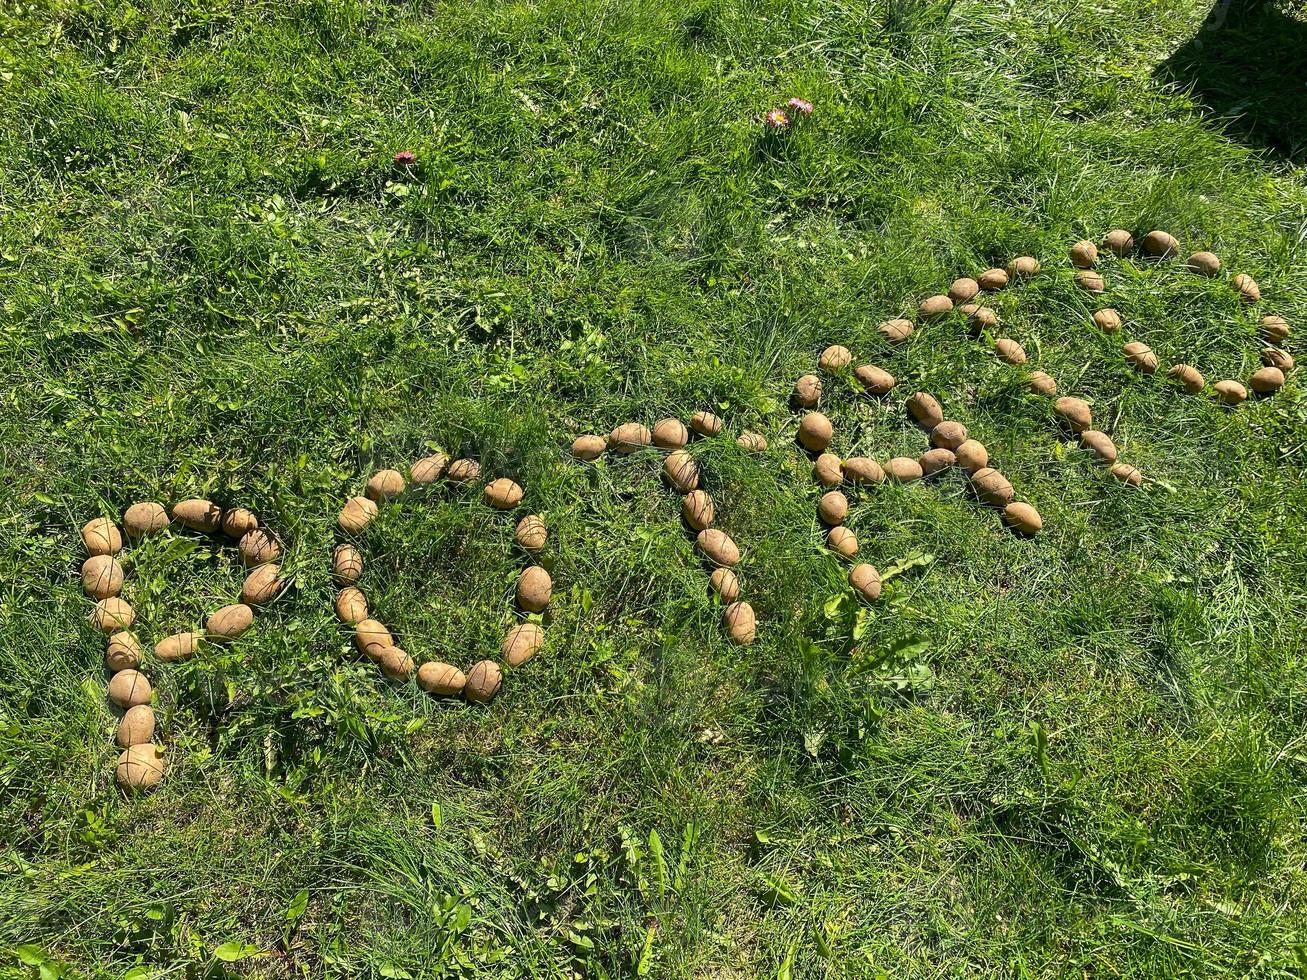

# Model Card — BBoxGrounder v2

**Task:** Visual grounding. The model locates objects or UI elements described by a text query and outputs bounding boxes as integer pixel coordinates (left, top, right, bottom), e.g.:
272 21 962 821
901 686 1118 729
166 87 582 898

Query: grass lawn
2 0 1306 975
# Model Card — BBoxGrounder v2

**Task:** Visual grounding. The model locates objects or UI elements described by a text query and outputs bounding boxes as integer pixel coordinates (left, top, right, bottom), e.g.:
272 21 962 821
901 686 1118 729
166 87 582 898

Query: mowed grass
2 0 1306 976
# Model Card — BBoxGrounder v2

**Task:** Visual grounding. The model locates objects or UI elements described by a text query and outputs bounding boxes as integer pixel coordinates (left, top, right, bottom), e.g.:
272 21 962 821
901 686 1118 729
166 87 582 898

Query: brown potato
1261 348 1294 372
354 619 393 658
239 528 281 566
464 660 502 703
116 704 155 748
1187 251 1221 276
849 563 881 601
502 623 544 666
417 662 466 696
172 498 223 533
375 645 415 681
818 490 849 525
155 630 202 662
919 295 954 318
919 448 955 476
1007 256 1041 279
515 515 548 551
1233 273 1261 303
82 555 124 599
1250 366 1285 394
338 496 378 534
1075 270 1105 293
1092 309 1122 333
826 526 858 559
105 632 142 672
1261 315 1290 343
885 457 923 483
962 304 1000 331
608 423 652 454
955 440 988 473
1110 462 1143 486
854 364 896 396
1070 240 1098 268
930 420 968 451
723 602 756 645
116 743 165 792
1078 430 1117 464
1142 230 1179 259
410 453 450 484
1002 501 1043 534
446 458 481 483
107 669 152 708
571 435 607 460
1028 371 1058 397
813 453 843 487
82 517 123 556
710 567 741 603
907 392 944 429
682 490 715 530
697 529 740 567
663 451 700 492
242 564 284 605
878 319 914 342
652 417 690 449
1167 364 1205 394
793 375 822 408
978 268 1010 291
970 467 1014 507
516 566 552 612
818 345 853 371
90 597 135 632
365 469 405 502
994 338 1027 364
206 603 254 642
798 412 834 452
1213 380 1247 405
1054 397 1092 433
843 457 884 485
123 502 170 539
691 411 724 437
737 431 768 452
484 478 525 509
221 508 259 538
1103 229 1135 256
333 544 364 584
948 277 980 304
1123 341 1158 374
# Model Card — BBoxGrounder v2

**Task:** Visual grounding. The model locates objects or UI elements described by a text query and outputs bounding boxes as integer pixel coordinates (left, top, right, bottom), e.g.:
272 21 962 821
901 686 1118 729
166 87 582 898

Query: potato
221 508 259 538
206 603 254 642
826 526 858 558
955 439 988 473
970 467 1014 507
417 661 466 697
919 295 954 318
907 392 943 429
1213 380 1247 405
854 364 896 396
82 517 123 556
1093 309 1122 333
115 743 165 792
813 453 843 487
1002 501 1043 534
446 458 482 483
818 490 849 525
116 704 155 748
948 277 980 303
82 555 124 599
155 630 202 662
124 502 170 539
108 669 152 708
1142 230 1179 259
1187 251 1221 276
105 632 142 672
1233 273 1261 303
502 623 544 666
410 453 450 484
1261 348 1293 372
930 420 968 451
90 597 135 632
994 338 1027 364
1078 430 1117 464
979 268 1009 291
1109 462 1143 486
239 528 281 566
1070 240 1098 268
878 319 914 342
663 451 700 492
242 564 284 605
1007 256 1041 279
172 498 223 533
516 566 552 612
1028 371 1058 396
354 619 393 658
885 457 923 483
1167 364 1205 393
723 602 756 645
710 567 741 603
849 563 881 601
1054 396 1092 433
363 469 404 503
1250 366 1285 394
962 304 1000 331
691 411 724 437
697 529 740 567
842 457 884 485
484 478 525 510
682 490 715 530
798 412 834 452
338 496 378 534
793 375 823 408
1123 341 1158 374
464 660 502 703
1102 229 1134 256
333 544 364 583
515 514 548 551
609 423 652 454
919 448 955 476
652 418 689 449
737 431 768 452
1075 270 1105 293
375 645 415 681
333 588 368 625
571 434 607 460
818 345 853 371
1261 315 1290 343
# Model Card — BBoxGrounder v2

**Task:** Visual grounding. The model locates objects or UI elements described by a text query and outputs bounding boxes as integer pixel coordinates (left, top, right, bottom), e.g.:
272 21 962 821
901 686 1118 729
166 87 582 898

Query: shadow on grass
1158 0 1307 163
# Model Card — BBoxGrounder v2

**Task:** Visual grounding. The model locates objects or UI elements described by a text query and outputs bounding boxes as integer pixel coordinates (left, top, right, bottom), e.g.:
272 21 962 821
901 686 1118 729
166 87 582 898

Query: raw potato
919 448 955 476
116 743 165 792
878 319 914 342
516 566 552 612
697 529 741 567
1093 309 1122 333
818 490 849 525
338 496 378 534
948 277 980 304
82 555 124 599
813 453 843 487
91 597 135 632
173 498 223 533
737 431 768 452
242 563 284 605
955 440 989 473
1110 462 1143 486
116 704 155 748
1142 230 1179 259
502 623 545 666
335 588 369 626
682 490 715 530
609 423 652 454
1123 341 1158 374
995 338 1027 364
1233 273 1261 303
818 345 853 371
1054 397 1092 433
1007 256 1041 279
907 392 944 429
1079 430 1117 464
571 435 607 460
652 418 689 449
1168 364 1205 393
515 514 548 551
1213 380 1247 405
446 458 481 483
221 508 259 538
1028 371 1058 396
663 451 700 492
971 468 1014 507
375 645 415 681
919 295 954 318
723 602 756 645
484 478 525 509
1070 240 1098 268
1187 251 1221 276
930 420 968 451
962 304 1000 331
1103 229 1134 256
354 619 394 658
849 563 882 601
855 364 896 395
464 660 502 703
333 544 364 583
365 469 405 502
239 528 281 566
842 457 884 485
1261 315 1290 343
417 662 466 697
885 457 923 483
793 375 822 408
826 526 858 559
691 411 724 437
82 518 123 556
107 669 152 708
1002 501 1043 534
978 268 1009 290
711 567 741 603
411 453 450 484
206 603 254 642
155 630 202 662
106 632 142 672
1261 348 1294 372
798 412 834 452
124 502 170 539
1075 270 1105 293
1250 366 1285 394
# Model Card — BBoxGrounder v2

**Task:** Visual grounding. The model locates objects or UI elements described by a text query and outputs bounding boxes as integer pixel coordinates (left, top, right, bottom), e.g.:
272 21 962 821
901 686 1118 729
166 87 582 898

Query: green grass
2 0 1306 976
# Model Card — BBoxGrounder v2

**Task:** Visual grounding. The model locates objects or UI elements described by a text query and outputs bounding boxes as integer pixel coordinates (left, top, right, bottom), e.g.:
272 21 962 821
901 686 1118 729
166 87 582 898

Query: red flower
764 109 790 130
393 151 416 165
787 98 814 116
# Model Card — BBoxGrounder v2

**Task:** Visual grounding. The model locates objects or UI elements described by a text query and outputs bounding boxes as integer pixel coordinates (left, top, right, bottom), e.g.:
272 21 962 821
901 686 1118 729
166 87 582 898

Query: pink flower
787 98 814 116
393 151 416 165
764 109 790 130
